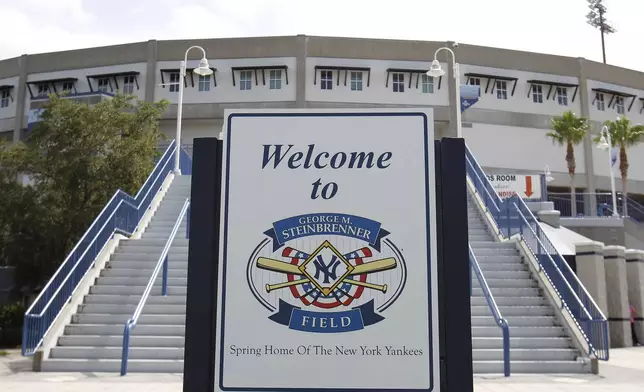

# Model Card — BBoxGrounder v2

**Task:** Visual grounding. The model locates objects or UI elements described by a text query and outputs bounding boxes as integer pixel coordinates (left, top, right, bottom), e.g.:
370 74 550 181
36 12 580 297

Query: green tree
593 116 644 216
546 110 589 215
0 93 169 292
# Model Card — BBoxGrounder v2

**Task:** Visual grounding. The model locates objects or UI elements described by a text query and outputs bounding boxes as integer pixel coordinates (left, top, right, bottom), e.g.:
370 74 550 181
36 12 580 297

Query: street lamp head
426 60 445 78
194 58 213 76
597 135 610 150
544 165 554 183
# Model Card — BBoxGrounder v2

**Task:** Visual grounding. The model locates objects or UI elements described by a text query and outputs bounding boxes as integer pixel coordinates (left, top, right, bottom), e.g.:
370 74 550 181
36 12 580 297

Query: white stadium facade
1 34 644 204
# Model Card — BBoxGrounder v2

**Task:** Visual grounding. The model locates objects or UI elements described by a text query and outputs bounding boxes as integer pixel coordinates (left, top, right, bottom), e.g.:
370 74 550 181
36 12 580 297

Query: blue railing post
186 204 190 239
505 204 511 237
162 255 169 296
502 324 510 377
121 323 132 376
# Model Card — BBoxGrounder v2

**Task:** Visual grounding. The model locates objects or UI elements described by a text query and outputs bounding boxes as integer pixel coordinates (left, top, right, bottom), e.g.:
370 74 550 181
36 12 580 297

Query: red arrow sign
524 176 534 197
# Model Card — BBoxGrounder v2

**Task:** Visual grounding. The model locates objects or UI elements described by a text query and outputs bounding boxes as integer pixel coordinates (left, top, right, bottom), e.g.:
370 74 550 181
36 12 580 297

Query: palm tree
593 116 644 216
546 111 589 216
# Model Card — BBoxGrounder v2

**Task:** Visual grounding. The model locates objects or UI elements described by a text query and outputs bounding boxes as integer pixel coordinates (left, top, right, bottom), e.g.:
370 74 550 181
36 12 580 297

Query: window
595 93 605 111
468 78 481 86
37 83 49 96
198 75 211 92
392 73 404 93
532 85 543 103
320 70 333 90
269 70 282 90
97 78 110 92
0 90 9 108
350 71 362 91
496 81 507 100
421 75 434 94
556 87 568 106
169 73 180 93
62 82 73 94
615 96 625 114
240 70 252 91
123 76 135 94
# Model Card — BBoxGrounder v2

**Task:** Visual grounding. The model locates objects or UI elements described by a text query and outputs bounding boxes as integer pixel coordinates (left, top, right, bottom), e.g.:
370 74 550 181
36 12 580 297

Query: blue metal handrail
22 141 192 356
465 147 502 231
465 144 609 361
469 246 510 377
120 198 190 376
508 196 609 360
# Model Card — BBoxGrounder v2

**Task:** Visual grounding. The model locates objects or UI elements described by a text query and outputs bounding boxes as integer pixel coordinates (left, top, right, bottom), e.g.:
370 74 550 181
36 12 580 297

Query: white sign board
217 109 439 391
486 173 542 200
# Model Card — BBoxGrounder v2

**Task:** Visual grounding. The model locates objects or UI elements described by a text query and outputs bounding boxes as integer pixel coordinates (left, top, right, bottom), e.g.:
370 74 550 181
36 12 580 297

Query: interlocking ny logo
313 254 341 283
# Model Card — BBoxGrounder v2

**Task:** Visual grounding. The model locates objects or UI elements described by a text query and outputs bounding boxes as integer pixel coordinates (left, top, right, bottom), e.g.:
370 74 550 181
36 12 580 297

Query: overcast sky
0 0 641 71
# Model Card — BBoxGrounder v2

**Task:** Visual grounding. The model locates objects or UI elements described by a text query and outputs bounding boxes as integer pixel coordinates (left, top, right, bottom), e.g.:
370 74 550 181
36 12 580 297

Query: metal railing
465 146 503 231
548 192 644 223
21 141 186 356
465 144 609 361
469 246 510 377
120 198 190 376
508 195 609 360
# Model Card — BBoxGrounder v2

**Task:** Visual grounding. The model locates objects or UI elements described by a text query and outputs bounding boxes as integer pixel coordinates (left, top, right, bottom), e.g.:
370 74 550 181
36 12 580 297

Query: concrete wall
2 35 644 194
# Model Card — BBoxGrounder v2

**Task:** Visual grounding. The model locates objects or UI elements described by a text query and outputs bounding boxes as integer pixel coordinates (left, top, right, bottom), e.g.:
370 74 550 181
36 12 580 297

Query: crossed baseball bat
256 255 397 294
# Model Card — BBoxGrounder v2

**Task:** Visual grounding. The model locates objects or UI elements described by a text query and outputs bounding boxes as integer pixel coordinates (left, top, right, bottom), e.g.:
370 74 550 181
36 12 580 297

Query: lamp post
544 165 554 183
596 125 619 217
174 46 213 174
427 47 462 138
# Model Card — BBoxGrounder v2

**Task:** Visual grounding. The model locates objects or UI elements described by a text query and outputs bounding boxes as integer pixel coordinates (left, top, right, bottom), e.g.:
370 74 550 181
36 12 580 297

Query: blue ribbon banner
264 213 390 252
269 299 384 333
460 85 480 113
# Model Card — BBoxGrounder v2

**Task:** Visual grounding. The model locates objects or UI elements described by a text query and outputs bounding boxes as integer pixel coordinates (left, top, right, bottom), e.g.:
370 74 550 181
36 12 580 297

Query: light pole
427 47 462 138
596 125 619 217
544 165 554 183
174 46 213 174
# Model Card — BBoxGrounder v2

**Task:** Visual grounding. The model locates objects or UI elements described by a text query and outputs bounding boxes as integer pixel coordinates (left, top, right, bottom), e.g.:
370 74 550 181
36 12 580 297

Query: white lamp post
596 125 619 217
427 47 462 138
174 46 213 174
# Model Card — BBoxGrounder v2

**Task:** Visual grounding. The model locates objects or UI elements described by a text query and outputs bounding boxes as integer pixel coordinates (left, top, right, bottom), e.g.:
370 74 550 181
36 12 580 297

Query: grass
0 350 9 356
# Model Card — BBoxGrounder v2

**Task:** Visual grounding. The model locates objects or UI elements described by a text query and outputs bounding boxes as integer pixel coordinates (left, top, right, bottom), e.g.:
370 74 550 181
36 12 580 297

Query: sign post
182 108 472 392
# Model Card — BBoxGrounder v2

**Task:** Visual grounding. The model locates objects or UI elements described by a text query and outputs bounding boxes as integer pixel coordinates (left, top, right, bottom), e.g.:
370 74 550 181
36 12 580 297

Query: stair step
107 260 188 269
472 279 538 288
469 241 517 249
472 326 565 338
114 247 188 254
472 337 572 349
475 255 522 263
471 306 553 316
471 316 559 327
58 335 184 347
41 358 184 373
120 238 189 247
83 294 186 305
72 313 186 325
477 263 527 272
471 287 541 297
65 324 185 336
101 268 188 278
77 303 186 315
472 360 590 374
51 346 184 360
110 253 188 261
472 249 519 256
96 276 187 286
472 348 578 361
471 270 530 279
89 285 187 295
470 296 545 307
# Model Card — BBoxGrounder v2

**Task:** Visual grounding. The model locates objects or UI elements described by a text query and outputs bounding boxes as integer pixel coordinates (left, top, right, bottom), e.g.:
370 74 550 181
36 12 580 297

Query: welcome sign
215 109 439 391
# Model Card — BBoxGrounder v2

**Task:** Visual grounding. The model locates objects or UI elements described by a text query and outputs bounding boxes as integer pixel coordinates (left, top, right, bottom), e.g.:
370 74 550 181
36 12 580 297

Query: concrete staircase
468 195 591 374
41 175 191 372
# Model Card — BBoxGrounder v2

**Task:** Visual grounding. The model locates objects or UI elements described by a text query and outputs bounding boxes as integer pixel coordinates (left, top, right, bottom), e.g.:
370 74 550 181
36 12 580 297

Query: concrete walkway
1 347 644 391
